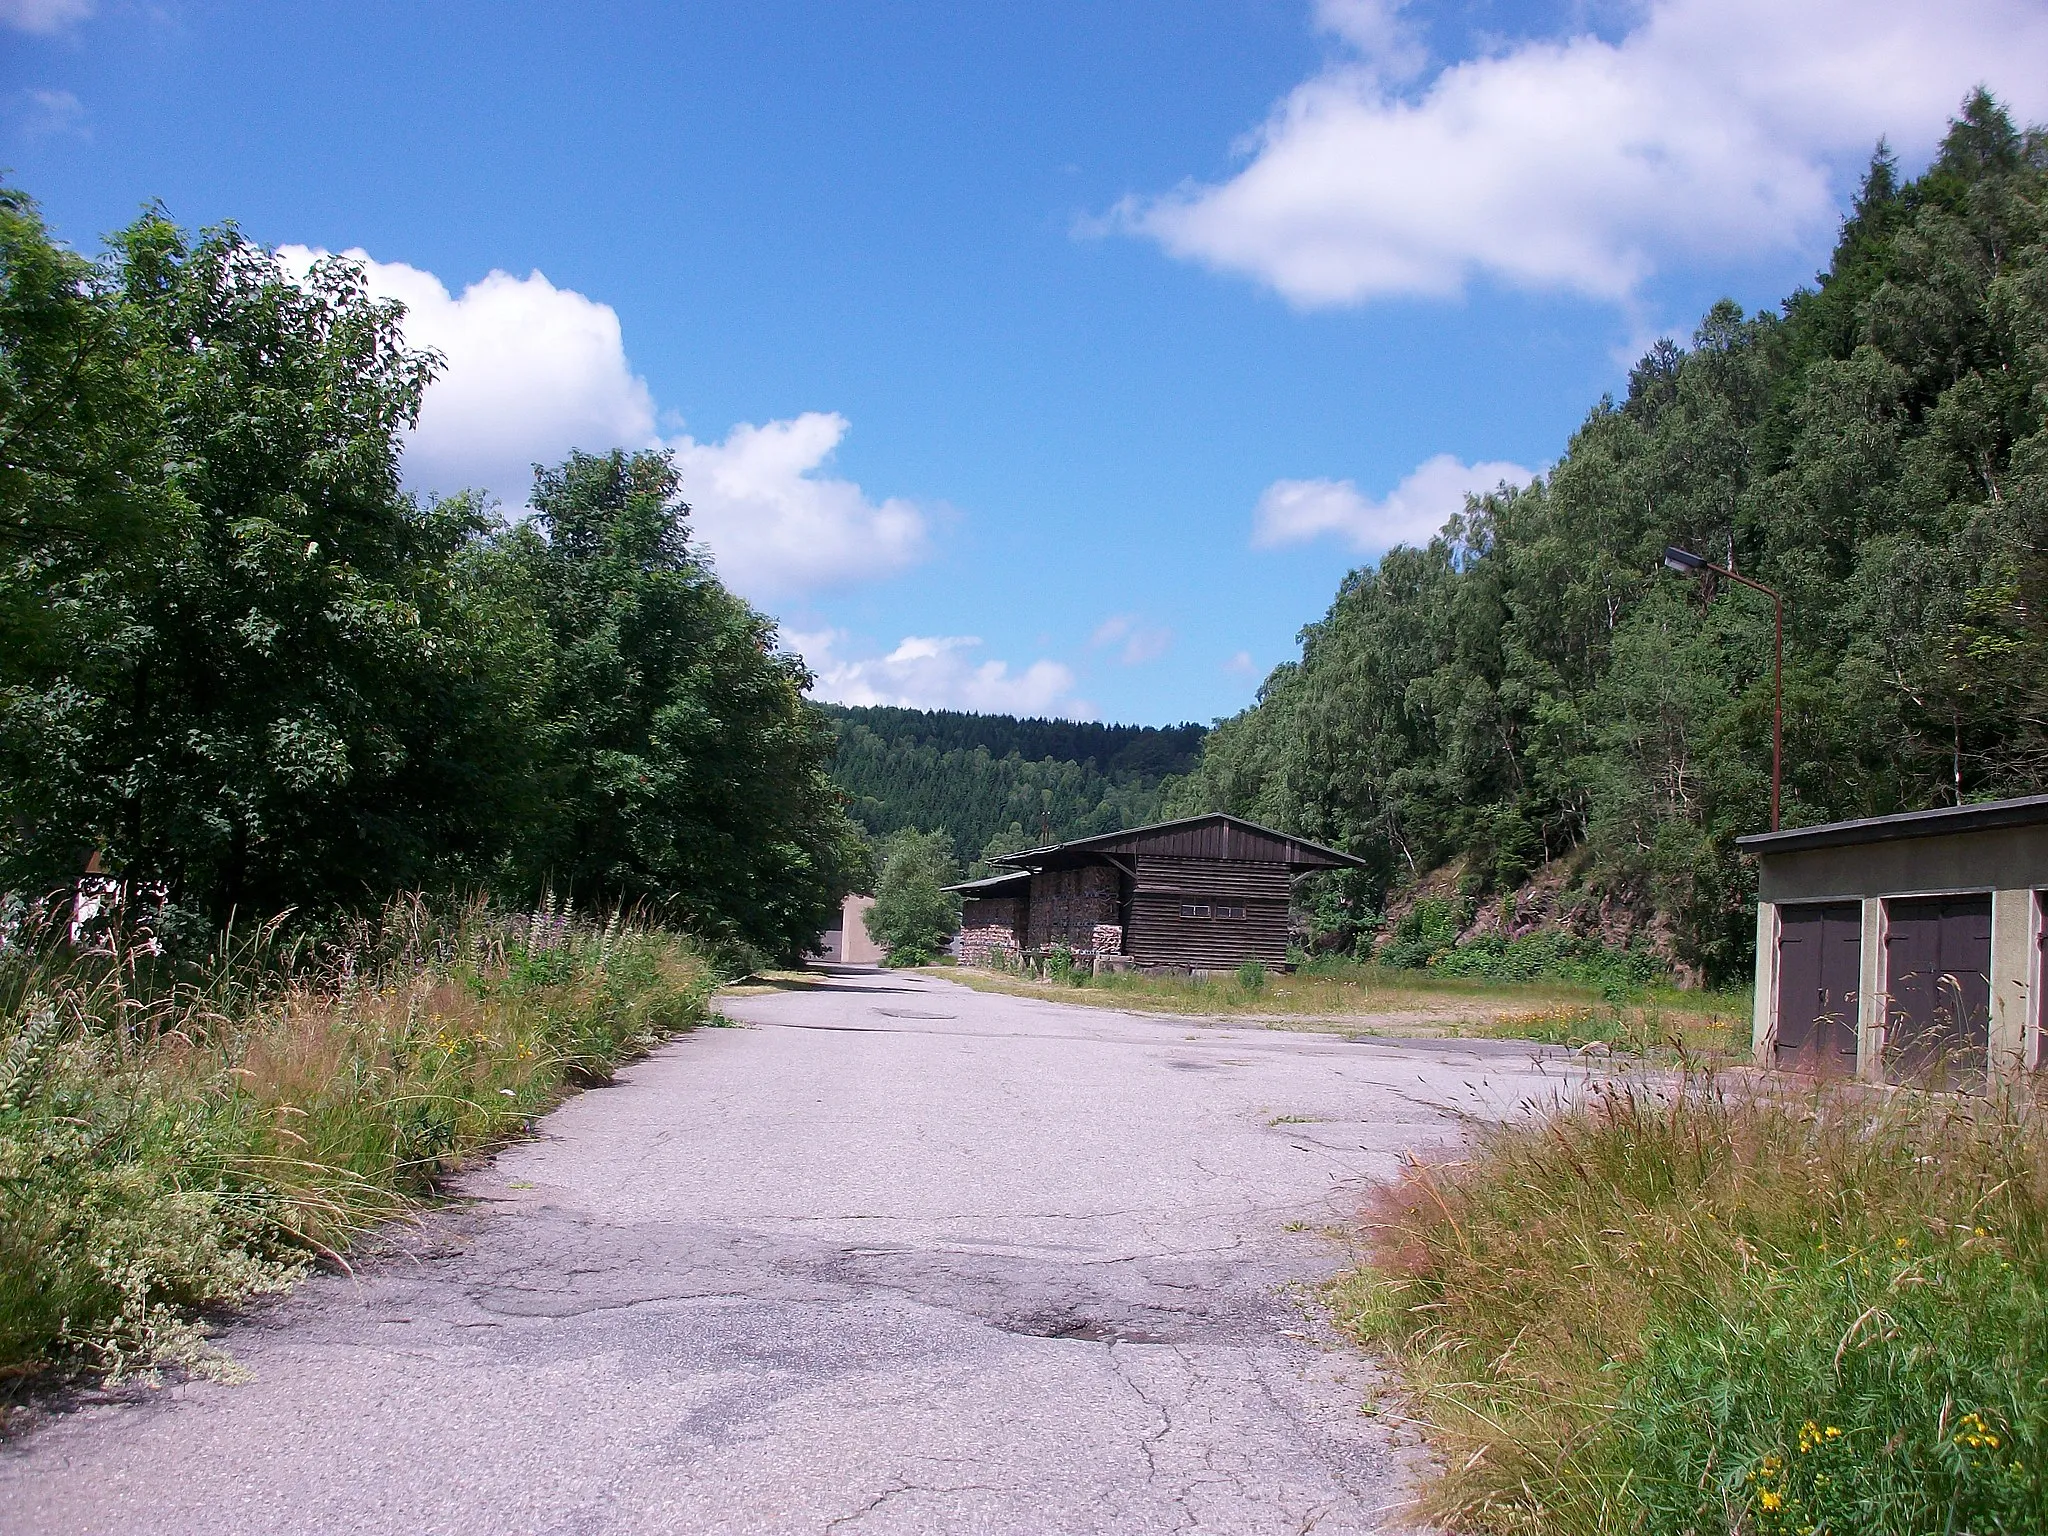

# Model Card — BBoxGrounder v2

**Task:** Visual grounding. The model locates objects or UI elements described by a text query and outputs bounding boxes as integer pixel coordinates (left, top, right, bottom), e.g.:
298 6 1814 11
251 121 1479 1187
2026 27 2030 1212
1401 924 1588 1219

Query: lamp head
1663 545 1707 575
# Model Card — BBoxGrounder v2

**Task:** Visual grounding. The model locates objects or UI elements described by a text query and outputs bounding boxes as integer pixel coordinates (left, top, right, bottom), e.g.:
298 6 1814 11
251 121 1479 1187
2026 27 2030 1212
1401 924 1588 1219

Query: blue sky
7 1 2047 724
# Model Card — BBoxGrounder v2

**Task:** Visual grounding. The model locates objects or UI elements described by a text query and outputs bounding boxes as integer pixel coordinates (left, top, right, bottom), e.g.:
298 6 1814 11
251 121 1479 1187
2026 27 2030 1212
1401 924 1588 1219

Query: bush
1333 1078 2048 1535
1429 930 1659 999
1045 944 1080 985
864 829 961 961
1378 897 1465 969
883 942 932 968
0 898 712 1389
1236 961 1267 992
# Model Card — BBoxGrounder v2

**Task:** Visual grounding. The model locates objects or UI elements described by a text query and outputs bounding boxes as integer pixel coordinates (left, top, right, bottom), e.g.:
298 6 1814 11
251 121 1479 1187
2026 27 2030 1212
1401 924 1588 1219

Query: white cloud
1089 613 1175 666
276 246 928 599
791 630 1090 718
0 0 92 34
1311 0 1425 83
1123 0 2048 307
1223 650 1257 677
18 88 87 139
278 245 656 508
1253 453 1532 552
666 413 928 602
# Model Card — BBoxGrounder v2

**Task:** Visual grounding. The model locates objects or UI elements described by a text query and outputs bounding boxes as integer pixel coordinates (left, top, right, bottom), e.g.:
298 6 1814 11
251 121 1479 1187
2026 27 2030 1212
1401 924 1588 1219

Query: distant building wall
837 894 885 964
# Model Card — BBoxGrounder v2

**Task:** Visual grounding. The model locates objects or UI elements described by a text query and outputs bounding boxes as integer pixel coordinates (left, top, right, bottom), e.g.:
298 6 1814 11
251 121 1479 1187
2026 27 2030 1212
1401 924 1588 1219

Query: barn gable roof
988 813 1365 873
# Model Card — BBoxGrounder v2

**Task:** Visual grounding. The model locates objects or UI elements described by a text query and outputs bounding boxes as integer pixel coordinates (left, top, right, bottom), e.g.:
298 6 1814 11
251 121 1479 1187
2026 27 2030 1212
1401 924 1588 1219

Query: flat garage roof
1736 794 2048 855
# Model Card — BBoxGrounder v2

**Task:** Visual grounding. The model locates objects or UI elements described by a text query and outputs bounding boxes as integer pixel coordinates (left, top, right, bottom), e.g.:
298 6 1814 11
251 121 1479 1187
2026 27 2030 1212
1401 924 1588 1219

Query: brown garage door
1884 895 1991 1083
1774 903 1861 1072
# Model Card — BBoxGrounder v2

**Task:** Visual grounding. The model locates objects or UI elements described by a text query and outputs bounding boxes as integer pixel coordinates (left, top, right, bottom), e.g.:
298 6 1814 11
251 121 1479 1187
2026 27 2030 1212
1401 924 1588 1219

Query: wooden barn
948 813 1364 973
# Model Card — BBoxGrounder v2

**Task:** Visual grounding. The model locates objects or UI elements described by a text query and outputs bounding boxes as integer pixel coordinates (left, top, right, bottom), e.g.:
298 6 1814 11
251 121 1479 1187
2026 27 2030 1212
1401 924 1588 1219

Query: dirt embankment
1376 852 1700 988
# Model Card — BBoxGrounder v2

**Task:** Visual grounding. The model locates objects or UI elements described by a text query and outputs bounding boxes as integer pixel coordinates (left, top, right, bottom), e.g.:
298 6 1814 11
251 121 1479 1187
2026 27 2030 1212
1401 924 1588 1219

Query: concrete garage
1739 795 2048 1087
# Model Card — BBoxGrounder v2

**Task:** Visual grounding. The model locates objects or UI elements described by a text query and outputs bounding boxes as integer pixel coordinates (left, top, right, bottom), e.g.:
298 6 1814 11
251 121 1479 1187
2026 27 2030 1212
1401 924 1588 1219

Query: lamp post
1663 545 1785 831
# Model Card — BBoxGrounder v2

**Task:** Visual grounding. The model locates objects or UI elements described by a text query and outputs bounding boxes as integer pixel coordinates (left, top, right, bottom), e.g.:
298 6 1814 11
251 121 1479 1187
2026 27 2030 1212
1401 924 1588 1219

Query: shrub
864 829 962 961
1378 897 1465 969
1235 961 1267 992
1333 1078 2048 1535
1430 930 1659 999
1045 944 1079 985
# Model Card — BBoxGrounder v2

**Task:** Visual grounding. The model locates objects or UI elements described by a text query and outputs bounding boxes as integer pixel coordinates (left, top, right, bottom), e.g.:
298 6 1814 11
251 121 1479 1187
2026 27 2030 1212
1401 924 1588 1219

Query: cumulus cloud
1089 613 1174 666
1123 0 2048 306
1253 453 1532 552
1223 650 1258 677
277 246 928 599
278 246 656 507
666 413 928 602
0 0 93 34
791 631 1090 718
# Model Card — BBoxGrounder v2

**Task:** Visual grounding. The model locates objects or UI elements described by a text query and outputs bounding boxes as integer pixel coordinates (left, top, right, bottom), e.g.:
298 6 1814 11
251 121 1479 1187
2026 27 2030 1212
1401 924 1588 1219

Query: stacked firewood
960 926 1023 967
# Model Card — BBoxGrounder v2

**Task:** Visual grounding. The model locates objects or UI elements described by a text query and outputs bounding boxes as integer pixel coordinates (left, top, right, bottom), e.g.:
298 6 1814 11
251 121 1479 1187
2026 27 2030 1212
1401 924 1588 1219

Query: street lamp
1662 546 1786 831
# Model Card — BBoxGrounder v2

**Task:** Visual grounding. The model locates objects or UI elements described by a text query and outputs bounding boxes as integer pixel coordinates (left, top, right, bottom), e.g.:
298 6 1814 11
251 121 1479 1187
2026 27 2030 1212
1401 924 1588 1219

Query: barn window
1179 903 1211 918
1215 905 1246 919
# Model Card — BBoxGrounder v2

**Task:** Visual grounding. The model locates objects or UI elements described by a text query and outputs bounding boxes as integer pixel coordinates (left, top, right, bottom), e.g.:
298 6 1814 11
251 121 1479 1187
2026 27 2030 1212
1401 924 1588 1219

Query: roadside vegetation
0 897 712 1399
0 179 853 1406
1332 1077 2048 1535
936 955 1747 1055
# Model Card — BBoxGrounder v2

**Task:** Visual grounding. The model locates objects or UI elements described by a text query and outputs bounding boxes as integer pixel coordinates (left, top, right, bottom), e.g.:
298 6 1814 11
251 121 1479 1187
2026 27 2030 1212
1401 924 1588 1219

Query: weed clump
1333 1078 2048 1534
0 897 712 1394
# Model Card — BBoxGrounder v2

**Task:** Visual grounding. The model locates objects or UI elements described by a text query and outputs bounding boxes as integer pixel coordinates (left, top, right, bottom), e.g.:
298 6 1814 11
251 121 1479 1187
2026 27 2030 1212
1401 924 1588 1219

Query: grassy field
1330 1074 2048 1535
0 899 713 1399
927 959 1751 1058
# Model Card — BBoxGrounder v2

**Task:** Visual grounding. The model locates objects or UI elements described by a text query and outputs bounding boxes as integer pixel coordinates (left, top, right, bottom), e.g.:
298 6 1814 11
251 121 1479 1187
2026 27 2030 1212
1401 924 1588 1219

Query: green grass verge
0 900 713 1397
1330 1077 2048 1534
930 959 1748 1055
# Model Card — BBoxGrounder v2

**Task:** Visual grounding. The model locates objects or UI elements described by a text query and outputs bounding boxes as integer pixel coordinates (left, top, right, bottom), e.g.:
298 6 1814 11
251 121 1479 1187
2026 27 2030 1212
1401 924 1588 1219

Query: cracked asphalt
2 966 1580 1536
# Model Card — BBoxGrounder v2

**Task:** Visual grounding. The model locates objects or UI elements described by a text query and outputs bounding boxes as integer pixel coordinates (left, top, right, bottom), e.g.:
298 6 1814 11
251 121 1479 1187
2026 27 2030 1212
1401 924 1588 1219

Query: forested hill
823 705 1204 860
1164 92 2048 984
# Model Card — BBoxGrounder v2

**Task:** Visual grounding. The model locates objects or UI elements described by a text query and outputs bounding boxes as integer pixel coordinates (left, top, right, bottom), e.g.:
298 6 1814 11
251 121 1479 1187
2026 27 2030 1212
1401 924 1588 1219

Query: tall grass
0 896 712 1393
1333 1076 2048 1534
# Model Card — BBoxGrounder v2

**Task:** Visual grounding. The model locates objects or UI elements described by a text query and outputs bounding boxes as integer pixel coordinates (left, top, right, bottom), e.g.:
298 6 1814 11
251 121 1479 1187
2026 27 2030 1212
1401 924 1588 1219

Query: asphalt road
2 967 1577 1536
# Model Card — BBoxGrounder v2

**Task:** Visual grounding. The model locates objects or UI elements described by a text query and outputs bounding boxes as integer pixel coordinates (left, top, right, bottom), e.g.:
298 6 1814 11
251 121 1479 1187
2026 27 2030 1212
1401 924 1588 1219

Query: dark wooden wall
1125 856 1291 969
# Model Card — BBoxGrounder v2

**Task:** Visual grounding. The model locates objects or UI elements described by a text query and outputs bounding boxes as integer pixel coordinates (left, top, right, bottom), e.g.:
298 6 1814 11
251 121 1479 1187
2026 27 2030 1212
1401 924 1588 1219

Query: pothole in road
1000 1312 1168 1345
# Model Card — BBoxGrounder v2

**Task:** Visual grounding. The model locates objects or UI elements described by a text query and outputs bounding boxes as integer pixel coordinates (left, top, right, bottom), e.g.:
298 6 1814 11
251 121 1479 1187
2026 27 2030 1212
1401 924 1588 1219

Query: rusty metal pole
1770 587 1783 830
